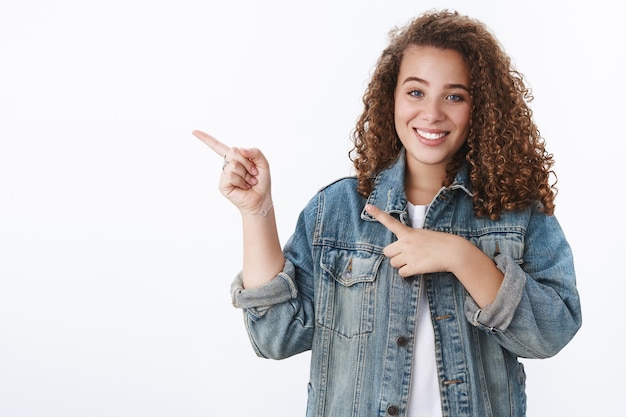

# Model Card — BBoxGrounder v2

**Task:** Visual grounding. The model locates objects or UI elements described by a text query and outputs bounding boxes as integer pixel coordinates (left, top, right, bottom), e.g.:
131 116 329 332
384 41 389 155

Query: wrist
447 235 475 274
241 199 274 217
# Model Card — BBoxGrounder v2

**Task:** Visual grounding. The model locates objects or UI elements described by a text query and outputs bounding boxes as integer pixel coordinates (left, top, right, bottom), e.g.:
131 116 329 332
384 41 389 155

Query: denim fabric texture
231 150 582 417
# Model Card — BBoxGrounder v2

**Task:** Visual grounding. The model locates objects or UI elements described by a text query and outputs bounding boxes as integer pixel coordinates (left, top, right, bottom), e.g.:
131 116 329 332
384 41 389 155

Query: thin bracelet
243 202 274 217
259 203 274 217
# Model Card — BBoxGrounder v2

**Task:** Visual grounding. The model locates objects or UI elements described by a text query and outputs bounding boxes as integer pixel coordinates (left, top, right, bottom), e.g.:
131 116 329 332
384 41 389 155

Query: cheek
393 98 414 126
454 107 472 132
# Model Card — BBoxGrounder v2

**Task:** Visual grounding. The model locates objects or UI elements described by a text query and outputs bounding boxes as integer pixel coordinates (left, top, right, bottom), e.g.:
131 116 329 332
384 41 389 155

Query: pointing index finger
365 204 407 237
192 129 230 158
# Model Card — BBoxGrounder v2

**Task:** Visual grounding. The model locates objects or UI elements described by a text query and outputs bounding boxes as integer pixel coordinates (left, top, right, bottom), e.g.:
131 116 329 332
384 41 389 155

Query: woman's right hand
192 130 272 216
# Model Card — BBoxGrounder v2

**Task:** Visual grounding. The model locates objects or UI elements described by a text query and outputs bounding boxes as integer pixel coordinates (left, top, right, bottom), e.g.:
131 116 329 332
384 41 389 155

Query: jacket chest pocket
317 246 384 338
465 229 525 263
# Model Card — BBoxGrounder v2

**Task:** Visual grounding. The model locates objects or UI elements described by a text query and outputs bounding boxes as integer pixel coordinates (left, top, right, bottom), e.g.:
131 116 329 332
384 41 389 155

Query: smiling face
394 45 472 180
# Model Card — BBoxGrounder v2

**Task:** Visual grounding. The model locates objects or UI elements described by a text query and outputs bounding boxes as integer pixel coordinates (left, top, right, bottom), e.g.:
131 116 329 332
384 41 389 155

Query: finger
221 169 253 191
223 159 258 187
383 242 401 258
388 254 405 269
386 252 412 277
365 204 408 237
230 147 259 177
397 265 413 278
192 129 230 158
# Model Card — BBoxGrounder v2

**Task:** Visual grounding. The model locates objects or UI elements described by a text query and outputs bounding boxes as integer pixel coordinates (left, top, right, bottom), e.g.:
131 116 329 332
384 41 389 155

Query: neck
405 163 446 206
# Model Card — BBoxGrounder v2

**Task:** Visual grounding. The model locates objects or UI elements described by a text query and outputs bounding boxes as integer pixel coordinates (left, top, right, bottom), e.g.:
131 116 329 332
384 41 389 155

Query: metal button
396 336 408 347
387 405 399 415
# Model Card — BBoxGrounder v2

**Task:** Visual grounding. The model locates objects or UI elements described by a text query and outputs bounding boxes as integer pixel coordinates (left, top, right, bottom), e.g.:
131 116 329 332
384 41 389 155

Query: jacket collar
361 148 473 221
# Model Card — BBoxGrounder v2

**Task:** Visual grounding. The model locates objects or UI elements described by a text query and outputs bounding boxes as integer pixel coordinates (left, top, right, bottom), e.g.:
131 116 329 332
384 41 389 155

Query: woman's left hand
365 203 503 307
365 204 456 277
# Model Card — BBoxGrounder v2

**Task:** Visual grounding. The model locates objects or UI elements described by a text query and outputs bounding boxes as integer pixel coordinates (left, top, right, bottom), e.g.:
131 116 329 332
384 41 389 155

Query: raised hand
192 129 273 216
365 204 454 277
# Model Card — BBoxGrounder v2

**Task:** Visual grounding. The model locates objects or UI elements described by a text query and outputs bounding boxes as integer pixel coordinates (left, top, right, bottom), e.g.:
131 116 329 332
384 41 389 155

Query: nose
420 97 445 123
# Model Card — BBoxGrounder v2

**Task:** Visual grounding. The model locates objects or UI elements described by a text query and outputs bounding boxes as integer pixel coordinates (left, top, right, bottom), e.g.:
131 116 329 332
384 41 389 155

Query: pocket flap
321 247 384 286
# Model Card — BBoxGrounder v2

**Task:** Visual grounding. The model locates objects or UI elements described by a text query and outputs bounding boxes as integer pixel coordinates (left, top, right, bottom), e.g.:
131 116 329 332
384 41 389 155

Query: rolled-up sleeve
464 254 527 332
465 209 582 359
230 259 299 318
227 194 319 360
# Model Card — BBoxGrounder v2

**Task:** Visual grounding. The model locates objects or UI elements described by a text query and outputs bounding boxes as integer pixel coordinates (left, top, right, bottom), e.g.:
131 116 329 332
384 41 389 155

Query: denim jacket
231 151 582 417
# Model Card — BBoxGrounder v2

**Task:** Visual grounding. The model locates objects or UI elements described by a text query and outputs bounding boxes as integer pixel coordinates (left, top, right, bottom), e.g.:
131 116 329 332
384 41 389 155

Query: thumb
365 204 408 237
240 147 269 169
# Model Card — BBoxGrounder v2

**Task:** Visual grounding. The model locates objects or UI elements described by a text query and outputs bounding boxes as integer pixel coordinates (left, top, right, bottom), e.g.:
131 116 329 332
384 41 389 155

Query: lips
416 129 448 140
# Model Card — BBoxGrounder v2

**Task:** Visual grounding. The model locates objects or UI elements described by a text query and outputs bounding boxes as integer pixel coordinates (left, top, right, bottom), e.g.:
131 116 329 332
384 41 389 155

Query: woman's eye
409 90 423 98
447 94 464 102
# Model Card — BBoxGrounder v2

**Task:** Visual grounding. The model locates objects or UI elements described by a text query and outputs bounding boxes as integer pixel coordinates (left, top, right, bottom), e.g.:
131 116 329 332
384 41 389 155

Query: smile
416 129 448 140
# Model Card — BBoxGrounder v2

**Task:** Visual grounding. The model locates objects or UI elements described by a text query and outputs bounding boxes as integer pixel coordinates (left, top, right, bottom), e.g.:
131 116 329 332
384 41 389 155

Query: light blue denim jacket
231 151 582 417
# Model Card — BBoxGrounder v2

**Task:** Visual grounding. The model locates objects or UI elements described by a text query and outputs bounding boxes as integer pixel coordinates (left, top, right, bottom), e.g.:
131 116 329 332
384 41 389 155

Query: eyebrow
401 76 471 92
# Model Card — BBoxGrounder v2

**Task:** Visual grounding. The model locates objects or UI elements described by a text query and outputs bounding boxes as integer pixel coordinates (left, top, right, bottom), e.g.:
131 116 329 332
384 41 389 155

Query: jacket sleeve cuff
464 253 527 332
230 259 299 318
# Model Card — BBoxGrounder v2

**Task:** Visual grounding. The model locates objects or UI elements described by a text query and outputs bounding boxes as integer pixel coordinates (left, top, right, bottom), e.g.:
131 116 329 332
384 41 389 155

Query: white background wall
0 1 622 416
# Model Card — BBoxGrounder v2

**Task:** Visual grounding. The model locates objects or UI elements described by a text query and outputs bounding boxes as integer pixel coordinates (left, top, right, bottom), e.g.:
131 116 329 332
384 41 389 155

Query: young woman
193 9 582 417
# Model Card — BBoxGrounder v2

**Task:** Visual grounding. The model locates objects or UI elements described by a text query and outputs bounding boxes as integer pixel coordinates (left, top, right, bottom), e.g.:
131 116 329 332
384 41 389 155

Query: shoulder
317 175 359 193
300 176 364 216
299 176 359 204
294 176 364 239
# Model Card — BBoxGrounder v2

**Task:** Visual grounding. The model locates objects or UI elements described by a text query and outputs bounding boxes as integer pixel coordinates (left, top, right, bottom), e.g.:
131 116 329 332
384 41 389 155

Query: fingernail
250 166 258 175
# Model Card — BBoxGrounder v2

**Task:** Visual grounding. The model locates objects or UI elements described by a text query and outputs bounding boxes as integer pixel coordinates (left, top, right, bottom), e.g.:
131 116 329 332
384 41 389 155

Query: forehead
398 45 470 84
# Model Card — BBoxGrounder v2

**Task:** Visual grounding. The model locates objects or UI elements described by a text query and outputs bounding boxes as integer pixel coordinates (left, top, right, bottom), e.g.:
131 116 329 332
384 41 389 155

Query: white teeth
416 129 446 140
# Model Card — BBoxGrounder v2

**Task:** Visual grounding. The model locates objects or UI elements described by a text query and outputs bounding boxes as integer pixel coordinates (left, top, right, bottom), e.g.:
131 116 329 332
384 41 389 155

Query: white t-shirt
405 202 443 417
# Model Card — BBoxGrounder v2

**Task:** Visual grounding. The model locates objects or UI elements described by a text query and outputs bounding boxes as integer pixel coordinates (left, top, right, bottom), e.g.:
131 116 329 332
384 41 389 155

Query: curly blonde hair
350 9 556 219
